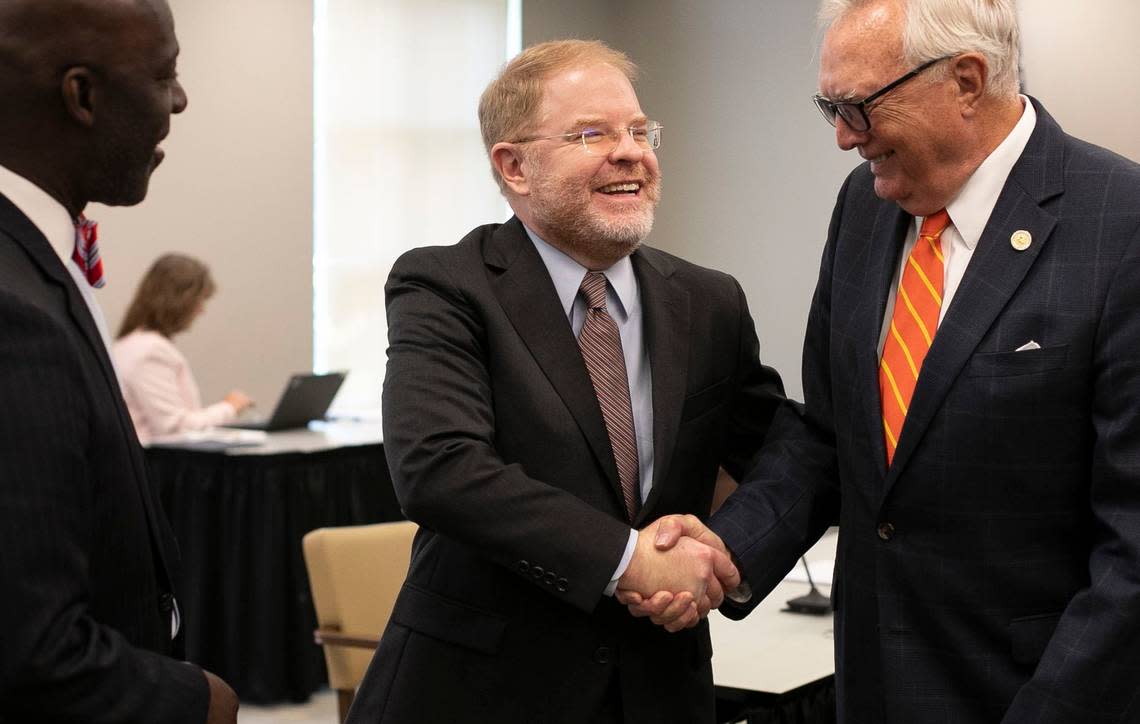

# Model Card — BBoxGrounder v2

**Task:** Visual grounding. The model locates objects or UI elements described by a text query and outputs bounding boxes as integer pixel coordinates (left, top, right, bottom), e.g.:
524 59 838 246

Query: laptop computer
224 371 347 432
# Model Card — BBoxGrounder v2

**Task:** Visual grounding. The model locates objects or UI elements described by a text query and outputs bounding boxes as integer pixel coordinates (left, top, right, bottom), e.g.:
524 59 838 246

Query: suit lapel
883 99 1065 495
0 194 179 591
630 248 689 524
485 218 625 503
0 196 112 381
855 203 911 482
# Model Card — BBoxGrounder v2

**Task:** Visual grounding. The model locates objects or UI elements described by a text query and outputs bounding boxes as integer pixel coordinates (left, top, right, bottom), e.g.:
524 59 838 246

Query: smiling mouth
596 181 642 196
863 150 892 164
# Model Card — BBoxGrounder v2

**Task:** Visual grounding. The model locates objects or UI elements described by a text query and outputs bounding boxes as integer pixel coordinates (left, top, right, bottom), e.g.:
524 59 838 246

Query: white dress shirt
525 227 653 594
0 163 117 363
878 97 1038 354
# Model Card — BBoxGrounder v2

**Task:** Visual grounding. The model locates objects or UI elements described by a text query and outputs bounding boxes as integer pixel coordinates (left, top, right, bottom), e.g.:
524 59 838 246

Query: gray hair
819 0 1020 98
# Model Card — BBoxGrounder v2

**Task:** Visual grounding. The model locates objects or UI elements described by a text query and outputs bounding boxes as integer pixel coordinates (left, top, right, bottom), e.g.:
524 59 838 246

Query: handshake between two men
614 515 740 632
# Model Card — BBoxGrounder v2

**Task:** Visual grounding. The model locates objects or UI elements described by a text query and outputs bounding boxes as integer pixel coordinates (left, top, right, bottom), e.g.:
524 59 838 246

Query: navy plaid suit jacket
713 98 1140 723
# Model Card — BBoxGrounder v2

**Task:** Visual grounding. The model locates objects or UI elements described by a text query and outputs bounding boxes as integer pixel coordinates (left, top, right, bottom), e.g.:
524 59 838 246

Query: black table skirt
717 676 837 724
148 444 402 705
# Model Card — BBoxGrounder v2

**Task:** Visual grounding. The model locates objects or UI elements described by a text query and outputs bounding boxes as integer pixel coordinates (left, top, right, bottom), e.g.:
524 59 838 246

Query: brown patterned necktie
577 271 640 522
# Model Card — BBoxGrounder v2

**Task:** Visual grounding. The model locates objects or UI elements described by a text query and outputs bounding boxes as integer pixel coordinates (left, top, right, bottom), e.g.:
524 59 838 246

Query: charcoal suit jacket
0 194 208 723
346 217 784 723
712 99 1140 723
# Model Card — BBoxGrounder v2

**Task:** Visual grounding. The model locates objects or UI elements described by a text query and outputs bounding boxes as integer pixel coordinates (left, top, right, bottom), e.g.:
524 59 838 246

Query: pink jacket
112 329 235 443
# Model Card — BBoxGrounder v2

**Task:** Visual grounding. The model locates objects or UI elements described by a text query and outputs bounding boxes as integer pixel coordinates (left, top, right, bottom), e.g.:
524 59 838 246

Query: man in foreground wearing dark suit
629 0 1140 721
0 1 238 722
345 39 783 724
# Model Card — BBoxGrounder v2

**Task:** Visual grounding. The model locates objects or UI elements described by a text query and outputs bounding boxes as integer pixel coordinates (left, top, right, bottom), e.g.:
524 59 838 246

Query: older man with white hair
629 0 1140 721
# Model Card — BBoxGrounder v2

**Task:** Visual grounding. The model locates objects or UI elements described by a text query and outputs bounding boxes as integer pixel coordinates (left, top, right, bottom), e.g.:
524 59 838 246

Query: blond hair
478 39 638 189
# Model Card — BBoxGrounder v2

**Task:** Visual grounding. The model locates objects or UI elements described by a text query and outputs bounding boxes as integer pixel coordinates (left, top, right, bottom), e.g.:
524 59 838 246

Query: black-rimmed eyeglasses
812 56 952 133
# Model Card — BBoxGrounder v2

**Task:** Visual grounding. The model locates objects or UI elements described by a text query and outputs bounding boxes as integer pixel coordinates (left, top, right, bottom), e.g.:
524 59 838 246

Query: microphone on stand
784 556 832 615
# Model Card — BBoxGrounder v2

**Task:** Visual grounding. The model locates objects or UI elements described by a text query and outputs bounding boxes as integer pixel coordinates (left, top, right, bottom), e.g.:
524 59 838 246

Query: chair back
303 520 417 693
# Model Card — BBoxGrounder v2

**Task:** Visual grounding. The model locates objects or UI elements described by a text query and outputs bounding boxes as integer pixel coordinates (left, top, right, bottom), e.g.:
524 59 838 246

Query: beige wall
96 0 313 409
94 1 1139 408
526 0 1140 400
1019 0 1140 163
613 2 857 400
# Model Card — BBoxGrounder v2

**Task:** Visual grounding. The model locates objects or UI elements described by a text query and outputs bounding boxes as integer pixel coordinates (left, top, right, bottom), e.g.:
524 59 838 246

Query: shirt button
877 522 895 541
593 646 611 664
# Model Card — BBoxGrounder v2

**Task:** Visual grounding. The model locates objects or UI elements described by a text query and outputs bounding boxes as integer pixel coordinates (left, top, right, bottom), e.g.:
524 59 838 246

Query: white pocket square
1015 340 1041 352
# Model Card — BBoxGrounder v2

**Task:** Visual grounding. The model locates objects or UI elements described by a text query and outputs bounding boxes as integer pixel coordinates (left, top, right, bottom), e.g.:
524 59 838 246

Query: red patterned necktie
577 271 640 522
879 209 950 465
72 214 104 288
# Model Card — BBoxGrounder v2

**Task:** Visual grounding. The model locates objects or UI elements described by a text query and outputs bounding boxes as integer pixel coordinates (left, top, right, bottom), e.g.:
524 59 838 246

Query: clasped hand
615 514 738 632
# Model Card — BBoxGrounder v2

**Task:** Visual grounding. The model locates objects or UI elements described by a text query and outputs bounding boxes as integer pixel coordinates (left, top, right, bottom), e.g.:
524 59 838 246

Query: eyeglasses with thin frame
513 122 663 156
812 56 952 133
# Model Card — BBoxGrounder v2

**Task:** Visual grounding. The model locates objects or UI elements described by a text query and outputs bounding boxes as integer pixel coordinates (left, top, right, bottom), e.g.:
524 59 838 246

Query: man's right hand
616 514 740 630
615 515 740 632
204 669 238 724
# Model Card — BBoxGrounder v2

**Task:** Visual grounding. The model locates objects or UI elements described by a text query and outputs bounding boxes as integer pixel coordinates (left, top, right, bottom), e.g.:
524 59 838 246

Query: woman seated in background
113 253 253 443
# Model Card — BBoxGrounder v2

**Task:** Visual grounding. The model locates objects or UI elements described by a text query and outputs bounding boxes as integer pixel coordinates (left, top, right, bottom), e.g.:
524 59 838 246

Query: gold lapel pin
1010 230 1032 251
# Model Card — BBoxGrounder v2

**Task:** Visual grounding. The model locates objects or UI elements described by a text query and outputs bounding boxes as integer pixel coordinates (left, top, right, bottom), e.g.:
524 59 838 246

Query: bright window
314 0 521 413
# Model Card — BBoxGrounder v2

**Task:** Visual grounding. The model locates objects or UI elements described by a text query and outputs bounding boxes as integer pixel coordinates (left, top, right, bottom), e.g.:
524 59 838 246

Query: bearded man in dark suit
0 1 238 722
345 39 784 724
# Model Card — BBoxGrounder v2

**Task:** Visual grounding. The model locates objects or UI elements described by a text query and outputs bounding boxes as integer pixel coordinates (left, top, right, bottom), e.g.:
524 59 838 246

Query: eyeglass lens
584 125 662 155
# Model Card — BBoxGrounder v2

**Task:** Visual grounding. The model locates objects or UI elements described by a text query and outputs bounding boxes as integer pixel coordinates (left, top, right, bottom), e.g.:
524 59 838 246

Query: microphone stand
784 556 832 615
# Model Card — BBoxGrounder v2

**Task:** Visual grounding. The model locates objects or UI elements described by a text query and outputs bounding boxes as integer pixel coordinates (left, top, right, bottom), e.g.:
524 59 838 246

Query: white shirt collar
0 163 76 264
523 225 638 321
940 95 1037 249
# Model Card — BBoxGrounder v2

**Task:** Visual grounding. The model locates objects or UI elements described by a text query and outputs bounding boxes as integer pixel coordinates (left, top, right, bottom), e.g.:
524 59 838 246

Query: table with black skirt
711 532 839 724
146 422 401 704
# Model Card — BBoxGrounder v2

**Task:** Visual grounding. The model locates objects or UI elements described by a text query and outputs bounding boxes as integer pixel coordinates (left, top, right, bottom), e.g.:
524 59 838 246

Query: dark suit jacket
712 99 1140 723
346 217 784 724
0 195 208 723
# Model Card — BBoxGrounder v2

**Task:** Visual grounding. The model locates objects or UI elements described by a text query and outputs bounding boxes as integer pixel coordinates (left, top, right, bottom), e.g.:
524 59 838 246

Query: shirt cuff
725 580 753 604
603 528 639 596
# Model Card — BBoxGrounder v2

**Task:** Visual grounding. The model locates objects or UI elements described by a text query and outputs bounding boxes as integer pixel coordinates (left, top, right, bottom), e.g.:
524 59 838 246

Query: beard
526 152 661 269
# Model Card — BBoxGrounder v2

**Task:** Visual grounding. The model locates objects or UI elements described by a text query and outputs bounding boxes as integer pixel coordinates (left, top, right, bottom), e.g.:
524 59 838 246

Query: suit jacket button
877 522 895 541
544 571 557 586
593 646 611 664
556 578 568 592
517 560 530 574
531 565 545 580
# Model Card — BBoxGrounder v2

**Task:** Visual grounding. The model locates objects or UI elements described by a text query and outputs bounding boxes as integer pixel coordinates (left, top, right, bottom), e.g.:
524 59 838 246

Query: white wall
95 0 313 410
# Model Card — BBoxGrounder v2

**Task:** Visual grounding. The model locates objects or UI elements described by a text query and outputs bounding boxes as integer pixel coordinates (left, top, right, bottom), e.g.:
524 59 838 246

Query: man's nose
834 116 867 151
607 129 646 163
172 78 188 114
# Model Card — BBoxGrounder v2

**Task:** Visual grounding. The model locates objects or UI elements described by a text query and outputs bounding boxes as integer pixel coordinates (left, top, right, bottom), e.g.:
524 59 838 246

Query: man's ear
61 66 97 127
950 53 987 117
491 142 531 196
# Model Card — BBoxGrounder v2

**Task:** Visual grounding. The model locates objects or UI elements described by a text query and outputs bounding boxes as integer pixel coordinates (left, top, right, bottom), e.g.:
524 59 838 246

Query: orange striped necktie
880 209 950 465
